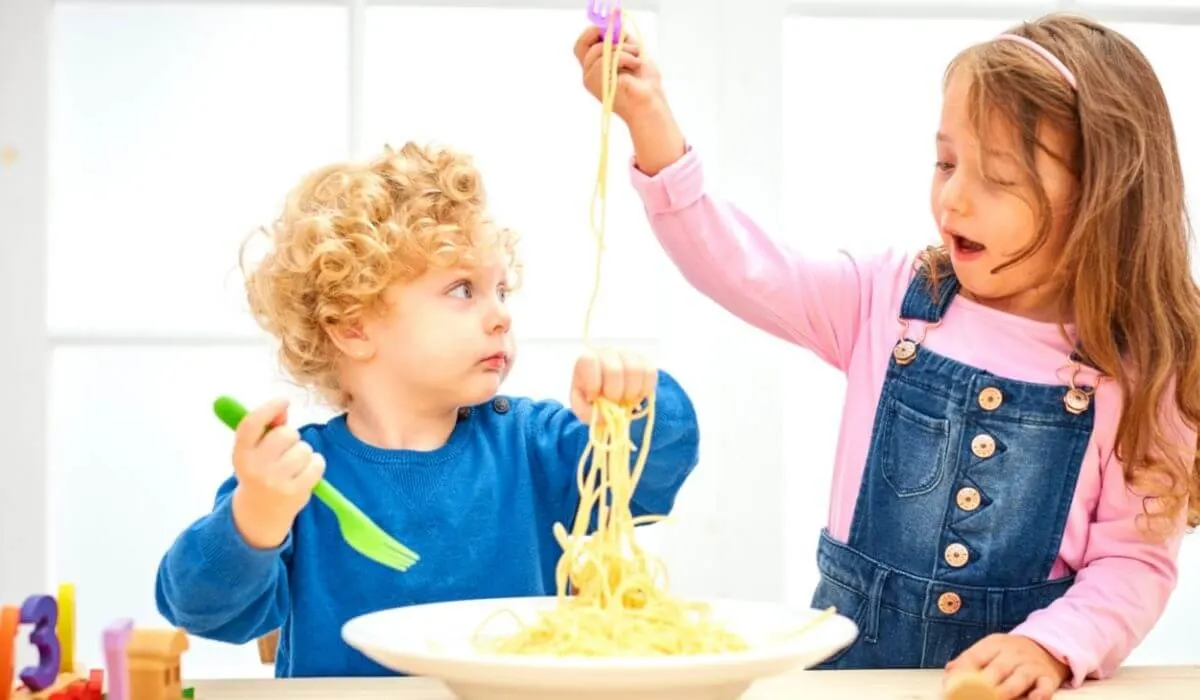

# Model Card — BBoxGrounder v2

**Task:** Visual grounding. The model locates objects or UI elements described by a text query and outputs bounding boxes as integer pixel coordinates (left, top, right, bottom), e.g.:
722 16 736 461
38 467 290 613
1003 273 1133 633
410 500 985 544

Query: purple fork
586 0 622 41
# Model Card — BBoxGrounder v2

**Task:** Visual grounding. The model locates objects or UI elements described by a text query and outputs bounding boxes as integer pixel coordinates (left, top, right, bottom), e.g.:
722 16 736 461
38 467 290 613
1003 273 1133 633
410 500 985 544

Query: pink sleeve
629 148 882 372
1011 404 1193 687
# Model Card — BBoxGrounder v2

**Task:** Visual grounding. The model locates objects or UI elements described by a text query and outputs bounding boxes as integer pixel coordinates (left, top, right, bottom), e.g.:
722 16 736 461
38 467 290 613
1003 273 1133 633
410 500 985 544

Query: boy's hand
570 347 658 425
945 634 1068 700
230 398 326 549
572 23 686 176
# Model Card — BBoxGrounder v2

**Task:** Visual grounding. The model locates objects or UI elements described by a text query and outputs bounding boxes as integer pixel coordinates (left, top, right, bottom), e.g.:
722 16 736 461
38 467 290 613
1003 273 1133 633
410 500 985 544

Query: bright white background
1 0 1197 679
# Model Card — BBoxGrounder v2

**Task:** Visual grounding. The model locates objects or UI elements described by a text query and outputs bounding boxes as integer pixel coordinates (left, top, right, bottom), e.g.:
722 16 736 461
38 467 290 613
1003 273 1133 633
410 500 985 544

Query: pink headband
993 33 1078 90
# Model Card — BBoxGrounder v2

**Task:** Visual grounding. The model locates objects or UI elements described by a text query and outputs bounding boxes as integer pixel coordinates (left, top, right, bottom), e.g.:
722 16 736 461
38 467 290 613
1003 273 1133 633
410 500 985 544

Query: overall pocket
877 396 950 497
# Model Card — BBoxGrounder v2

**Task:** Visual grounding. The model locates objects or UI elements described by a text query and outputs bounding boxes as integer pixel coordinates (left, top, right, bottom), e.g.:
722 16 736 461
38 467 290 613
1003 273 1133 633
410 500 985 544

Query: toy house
126 629 188 700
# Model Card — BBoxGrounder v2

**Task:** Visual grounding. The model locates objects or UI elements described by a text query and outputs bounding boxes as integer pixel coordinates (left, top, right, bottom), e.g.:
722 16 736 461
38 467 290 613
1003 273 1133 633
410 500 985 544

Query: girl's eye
935 161 955 172
498 286 509 303
449 281 472 299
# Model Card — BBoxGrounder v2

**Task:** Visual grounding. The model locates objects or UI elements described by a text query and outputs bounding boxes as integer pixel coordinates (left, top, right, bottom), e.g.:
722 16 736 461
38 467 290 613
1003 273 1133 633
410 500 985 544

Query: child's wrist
231 486 292 550
626 98 686 177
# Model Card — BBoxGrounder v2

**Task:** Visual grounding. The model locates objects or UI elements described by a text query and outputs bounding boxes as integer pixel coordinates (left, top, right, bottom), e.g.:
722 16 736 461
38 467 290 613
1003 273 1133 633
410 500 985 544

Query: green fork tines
212 396 420 572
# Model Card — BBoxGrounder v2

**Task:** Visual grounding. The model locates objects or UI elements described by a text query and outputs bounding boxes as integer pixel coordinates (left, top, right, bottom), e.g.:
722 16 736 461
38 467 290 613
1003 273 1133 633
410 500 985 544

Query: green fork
212 395 420 572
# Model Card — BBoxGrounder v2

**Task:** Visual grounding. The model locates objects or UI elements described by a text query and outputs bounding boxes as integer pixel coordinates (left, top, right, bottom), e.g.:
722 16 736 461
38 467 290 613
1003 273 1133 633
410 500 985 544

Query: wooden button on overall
970 434 995 458
977 387 1003 411
956 487 981 511
937 591 962 615
944 543 970 567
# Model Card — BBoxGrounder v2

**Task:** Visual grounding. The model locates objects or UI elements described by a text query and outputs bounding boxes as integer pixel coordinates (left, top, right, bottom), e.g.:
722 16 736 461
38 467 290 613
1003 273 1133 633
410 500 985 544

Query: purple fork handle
587 1 622 41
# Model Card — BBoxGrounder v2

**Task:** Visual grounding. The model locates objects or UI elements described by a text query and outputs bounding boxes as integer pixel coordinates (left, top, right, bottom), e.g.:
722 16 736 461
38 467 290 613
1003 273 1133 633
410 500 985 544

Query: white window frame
2 0 1196 607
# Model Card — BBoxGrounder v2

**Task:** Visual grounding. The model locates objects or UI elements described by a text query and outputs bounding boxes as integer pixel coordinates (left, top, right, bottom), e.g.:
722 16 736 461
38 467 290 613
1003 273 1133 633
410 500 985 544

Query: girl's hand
945 634 1068 700
573 23 662 123
572 22 686 176
570 347 658 425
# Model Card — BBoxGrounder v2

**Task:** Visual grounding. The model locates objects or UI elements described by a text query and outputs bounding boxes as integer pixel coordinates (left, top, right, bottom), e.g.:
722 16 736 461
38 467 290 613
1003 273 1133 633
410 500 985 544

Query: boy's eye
935 161 955 172
498 286 509 302
449 281 472 299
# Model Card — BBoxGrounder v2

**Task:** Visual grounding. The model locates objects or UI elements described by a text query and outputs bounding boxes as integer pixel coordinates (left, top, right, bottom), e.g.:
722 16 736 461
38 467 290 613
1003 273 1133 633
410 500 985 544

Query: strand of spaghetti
582 7 632 344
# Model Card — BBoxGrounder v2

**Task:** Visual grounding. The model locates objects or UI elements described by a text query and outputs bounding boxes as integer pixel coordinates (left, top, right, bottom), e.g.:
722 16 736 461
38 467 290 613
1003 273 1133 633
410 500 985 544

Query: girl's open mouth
952 234 986 255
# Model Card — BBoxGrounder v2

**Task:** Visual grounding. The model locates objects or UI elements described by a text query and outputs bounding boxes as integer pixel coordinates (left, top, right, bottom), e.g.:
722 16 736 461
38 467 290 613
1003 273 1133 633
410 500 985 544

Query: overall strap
898 264 960 324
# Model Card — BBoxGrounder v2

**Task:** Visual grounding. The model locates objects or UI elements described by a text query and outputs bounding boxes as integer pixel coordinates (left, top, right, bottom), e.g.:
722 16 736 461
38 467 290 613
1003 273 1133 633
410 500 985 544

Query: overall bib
813 268 1095 669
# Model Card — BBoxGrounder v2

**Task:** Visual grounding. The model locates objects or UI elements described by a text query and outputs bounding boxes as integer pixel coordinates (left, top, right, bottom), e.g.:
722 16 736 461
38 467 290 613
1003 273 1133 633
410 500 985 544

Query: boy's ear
325 319 376 362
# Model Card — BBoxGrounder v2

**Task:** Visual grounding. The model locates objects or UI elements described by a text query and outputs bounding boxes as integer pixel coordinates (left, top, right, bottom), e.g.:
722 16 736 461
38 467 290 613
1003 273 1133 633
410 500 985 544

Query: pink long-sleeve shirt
629 147 1191 685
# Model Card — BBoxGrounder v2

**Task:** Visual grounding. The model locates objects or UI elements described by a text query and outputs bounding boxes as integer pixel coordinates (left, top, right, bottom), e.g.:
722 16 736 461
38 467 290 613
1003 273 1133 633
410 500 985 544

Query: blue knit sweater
154 372 700 677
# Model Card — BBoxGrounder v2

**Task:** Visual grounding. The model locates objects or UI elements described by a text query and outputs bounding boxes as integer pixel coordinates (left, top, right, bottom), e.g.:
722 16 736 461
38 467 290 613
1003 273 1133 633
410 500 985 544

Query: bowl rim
340 595 859 673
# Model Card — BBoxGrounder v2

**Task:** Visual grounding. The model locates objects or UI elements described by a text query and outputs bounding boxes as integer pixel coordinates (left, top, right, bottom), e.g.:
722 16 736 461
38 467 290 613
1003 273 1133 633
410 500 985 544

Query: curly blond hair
242 141 520 407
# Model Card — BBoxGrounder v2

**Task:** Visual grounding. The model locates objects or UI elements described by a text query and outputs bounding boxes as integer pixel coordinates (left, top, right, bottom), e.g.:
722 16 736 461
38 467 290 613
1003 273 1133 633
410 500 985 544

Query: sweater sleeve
630 148 878 372
155 477 292 644
525 369 700 529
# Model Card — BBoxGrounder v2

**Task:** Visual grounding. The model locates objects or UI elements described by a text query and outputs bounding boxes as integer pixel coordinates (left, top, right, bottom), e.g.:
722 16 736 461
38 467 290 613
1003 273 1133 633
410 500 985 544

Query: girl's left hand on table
945 633 1068 700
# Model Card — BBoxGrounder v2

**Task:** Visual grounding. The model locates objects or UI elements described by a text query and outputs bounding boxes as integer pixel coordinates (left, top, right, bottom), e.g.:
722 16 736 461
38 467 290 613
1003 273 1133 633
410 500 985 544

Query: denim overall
812 268 1094 669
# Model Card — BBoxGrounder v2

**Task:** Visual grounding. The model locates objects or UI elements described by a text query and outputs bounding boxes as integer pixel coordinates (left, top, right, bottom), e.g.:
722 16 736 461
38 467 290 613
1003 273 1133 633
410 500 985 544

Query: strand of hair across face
474 8 749 656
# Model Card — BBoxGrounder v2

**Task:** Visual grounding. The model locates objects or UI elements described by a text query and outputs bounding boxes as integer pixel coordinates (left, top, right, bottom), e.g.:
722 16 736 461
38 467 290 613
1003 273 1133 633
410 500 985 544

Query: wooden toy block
17 595 61 692
256 630 279 665
4 595 62 699
103 620 134 700
944 671 1000 700
55 586 75 676
1 606 19 700
126 628 188 700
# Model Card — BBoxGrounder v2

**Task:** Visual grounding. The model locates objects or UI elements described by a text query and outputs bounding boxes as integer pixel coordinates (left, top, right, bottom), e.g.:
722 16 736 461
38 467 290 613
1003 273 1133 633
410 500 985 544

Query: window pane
782 17 1020 257
362 7 665 340
47 338 652 677
48 3 348 337
48 345 327 679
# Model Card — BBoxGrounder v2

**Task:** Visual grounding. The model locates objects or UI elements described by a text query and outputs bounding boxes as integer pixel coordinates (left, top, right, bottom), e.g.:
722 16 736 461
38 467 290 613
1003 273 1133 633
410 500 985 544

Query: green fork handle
212 395 341 512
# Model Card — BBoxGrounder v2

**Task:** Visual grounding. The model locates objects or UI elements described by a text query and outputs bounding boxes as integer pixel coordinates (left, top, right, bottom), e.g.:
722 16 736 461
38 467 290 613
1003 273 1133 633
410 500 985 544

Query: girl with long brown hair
574 11 1199 700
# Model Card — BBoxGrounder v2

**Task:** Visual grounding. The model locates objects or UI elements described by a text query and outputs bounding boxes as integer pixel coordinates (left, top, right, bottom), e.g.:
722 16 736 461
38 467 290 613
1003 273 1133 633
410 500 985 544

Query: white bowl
342 596 858 700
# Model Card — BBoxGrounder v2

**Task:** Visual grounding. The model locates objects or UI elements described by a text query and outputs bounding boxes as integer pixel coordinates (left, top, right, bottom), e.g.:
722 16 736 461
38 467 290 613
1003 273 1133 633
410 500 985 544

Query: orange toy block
1 606 19 700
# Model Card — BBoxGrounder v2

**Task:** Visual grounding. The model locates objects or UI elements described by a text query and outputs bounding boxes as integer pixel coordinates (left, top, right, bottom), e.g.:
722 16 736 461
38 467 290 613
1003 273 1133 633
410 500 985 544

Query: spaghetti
477 7 749 657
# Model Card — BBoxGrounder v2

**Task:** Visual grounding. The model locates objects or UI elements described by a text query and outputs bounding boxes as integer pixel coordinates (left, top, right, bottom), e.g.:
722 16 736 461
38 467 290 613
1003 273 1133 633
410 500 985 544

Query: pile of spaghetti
482 397 748 656
476 6 749 658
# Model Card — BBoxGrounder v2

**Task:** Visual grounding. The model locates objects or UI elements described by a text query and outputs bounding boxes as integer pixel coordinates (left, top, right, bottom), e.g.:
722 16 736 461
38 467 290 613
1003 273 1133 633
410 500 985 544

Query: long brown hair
924 13 1200 535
